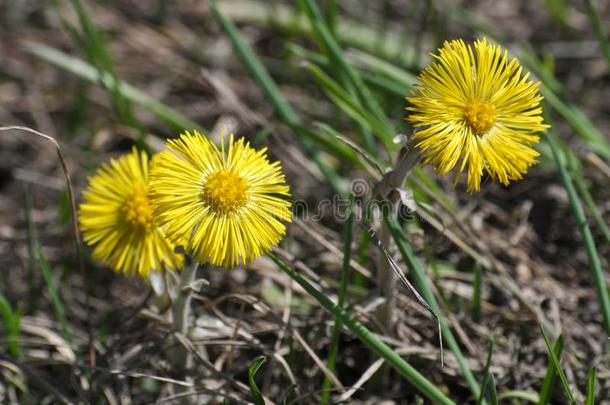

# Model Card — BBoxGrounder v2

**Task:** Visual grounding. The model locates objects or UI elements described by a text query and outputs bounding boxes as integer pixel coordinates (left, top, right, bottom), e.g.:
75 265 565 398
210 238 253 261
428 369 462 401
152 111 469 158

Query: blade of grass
537 335 563 405
540 88 610 160
269 253 455 405
287 42 413 98
217 1 422 66
248 356 266 405
543 0 568 26
585 0 610 70
585 367 596 405
567 159 610 247
297 1 377 154
323 0 337 37
56 0 146 143
0 292 21 358
305 63 394 145
300 0 398 128
348 49 417 91
486 375 499 405
499 391 539 403
21 165 72 346
544 128 610 335
321 195 354 405
38 246 73 345
384 212 482 402
477 340 494 405
539 327 576 404
22 42 203 134
24 187 43 313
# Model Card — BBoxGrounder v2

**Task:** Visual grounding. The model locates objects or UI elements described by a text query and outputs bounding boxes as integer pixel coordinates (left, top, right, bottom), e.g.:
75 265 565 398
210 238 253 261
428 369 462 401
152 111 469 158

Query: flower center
464 100 496 135
202 170 248 214
123 187 154 230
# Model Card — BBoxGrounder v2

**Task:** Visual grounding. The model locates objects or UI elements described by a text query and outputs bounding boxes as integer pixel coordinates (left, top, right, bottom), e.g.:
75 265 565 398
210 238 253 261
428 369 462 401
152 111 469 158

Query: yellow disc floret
464 100 496 135
122 186 155 230
201 170 248 214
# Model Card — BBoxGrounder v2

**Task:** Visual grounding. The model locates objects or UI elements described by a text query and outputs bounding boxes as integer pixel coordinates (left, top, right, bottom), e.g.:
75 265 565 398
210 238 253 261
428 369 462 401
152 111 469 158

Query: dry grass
1 0 609 403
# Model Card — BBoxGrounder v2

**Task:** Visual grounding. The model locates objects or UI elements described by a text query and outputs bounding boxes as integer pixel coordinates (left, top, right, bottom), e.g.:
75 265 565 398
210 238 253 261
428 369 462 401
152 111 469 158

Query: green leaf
538 335 563 405
585 367 596 405
248 356 267 405
478 341 495 405
539 327 576 404
39 246 73 344
0 292 21 358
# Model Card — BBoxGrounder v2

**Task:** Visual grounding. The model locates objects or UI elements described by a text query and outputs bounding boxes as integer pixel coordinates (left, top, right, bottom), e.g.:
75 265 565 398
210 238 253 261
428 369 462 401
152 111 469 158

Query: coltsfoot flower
150 131 292 268
79 148 182 277
407 38 549 192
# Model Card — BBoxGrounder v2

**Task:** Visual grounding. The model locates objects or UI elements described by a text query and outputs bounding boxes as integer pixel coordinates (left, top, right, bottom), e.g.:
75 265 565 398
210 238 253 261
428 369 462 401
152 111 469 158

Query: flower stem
172 259 199 370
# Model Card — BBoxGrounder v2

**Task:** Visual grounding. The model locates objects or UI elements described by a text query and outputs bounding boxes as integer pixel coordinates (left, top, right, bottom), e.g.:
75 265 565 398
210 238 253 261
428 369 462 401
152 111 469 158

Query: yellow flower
150 131 292 268
407 38 549 192
79 148 182 277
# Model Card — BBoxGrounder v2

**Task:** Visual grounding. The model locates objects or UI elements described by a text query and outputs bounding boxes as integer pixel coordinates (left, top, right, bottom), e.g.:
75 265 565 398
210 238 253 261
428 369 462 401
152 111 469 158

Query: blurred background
1 0 609 403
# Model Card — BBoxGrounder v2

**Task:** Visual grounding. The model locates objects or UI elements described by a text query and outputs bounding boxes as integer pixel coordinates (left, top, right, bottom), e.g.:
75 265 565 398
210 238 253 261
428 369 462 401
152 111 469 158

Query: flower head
79 148 182 277
407 38 548 191
150 131 292 268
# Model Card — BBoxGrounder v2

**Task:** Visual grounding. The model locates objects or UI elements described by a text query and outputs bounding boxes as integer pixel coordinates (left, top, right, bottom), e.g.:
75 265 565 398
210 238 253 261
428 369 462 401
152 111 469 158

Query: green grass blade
499 391 539 403
248 356 266 405
300 0 392 128
477 341 494 405
0 292 21 358
38 246 73 345
323 0 337 37
515 48 610 160
585 367 596 405
211 1 298 126
59 0 145 141
23 186 72 345
544 128 610 334
217 1 422 67
538 335 563 405
321 195 354 405
568 161 610 247
23 42 203 134
540 89 610 160
585 0 610 70
348 49 417 91
270 253 455 405
543 0 568 26
384 213 482 402
487 375 499 405
305 63 394 145
539 327 576 404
